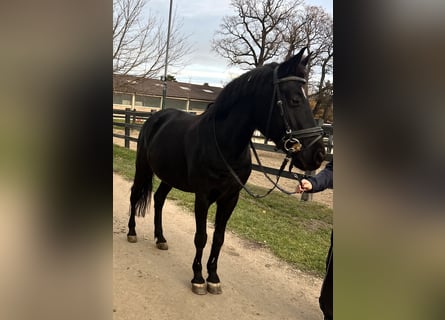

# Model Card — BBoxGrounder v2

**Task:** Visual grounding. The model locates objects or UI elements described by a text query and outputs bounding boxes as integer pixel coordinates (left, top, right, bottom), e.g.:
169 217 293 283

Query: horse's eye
291 88 306 105
291 94 300 105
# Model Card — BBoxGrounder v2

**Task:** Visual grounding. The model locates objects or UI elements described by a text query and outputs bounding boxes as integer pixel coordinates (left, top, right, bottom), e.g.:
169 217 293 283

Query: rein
212 66 323 198
212 119 291 198
249 141 306 196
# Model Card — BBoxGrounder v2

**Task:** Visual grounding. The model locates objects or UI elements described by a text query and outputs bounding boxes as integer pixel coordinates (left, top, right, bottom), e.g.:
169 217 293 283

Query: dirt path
113 173 324 320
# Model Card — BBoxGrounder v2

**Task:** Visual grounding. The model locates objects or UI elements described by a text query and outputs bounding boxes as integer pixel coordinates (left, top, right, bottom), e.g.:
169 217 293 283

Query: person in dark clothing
297 160 333 193
297 160 333 320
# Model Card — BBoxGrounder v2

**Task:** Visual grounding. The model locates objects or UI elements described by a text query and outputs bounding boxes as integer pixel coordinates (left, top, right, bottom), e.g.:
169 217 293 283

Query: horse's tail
130 125 153 217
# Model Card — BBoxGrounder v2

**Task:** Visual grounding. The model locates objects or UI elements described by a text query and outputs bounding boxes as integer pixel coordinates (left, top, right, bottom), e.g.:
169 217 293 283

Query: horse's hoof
127 235 137 243
191 282 207 295
156 242 168 250
207 282 222 294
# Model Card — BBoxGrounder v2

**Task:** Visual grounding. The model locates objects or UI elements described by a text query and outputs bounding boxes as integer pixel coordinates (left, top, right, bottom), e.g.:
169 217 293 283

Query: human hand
296 179 313 193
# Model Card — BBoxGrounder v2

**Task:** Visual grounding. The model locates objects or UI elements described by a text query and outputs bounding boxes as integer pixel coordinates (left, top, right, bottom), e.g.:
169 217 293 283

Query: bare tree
212 1 333 120
300 7 332 119
113 0 192 80
283 6 332 88
212 0 304 69
280 5 333 119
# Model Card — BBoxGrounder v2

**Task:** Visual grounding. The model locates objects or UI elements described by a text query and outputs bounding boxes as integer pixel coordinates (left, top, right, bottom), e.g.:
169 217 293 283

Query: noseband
264 66 323 156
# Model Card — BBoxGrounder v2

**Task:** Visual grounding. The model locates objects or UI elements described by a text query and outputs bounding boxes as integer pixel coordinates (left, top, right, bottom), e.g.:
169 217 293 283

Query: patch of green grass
113 144 332 276
113 118 125 130
113 143 137 179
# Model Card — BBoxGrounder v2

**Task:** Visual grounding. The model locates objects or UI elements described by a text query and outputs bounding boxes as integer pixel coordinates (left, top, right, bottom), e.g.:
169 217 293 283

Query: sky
147 0 332 87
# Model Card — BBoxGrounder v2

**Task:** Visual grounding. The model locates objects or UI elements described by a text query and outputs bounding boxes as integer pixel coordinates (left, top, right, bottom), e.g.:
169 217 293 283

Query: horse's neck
211 102 255 159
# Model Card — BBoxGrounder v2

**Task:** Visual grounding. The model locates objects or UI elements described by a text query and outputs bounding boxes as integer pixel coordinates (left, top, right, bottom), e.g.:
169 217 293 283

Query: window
164 98 187 110
189 100 209 111
135 95 161 108
113 93 132 105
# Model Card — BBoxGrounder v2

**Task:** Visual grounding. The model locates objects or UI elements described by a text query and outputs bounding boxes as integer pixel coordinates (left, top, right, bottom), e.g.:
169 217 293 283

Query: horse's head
260 48 326 171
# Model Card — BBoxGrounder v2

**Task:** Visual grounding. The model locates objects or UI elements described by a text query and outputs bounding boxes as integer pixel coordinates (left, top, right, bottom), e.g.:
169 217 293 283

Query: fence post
125 108 130 149
301 170 315 201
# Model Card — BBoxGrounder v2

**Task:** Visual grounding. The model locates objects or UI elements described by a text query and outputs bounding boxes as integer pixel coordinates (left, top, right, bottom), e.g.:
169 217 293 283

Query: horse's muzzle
290 140 325 171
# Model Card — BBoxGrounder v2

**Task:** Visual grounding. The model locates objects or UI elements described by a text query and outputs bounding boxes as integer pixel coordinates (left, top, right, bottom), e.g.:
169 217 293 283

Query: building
113 74 223 114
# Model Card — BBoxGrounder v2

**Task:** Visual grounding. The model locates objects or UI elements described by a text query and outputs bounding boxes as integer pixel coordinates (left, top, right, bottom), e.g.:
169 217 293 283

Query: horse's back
143 108 194 130
139 109 193 144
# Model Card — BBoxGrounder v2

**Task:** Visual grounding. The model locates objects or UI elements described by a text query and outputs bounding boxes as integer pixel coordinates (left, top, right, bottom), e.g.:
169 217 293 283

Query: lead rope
250 141 308 195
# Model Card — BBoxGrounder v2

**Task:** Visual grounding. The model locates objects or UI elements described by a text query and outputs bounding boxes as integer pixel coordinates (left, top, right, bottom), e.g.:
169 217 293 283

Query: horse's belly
149 155 193 191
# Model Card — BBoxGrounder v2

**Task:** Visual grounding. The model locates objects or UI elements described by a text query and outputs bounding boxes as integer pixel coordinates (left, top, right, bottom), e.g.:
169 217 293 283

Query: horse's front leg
191 193 210 295
206 192 240 294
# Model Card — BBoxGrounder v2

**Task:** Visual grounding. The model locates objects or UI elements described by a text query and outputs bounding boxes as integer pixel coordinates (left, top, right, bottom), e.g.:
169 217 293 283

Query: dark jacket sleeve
307 160 333 193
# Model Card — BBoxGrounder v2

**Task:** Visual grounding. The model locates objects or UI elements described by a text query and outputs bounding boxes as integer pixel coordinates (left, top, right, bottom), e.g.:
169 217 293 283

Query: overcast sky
147 0 332 87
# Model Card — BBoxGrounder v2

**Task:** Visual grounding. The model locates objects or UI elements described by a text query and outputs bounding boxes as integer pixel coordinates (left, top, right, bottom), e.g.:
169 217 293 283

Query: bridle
213 66 324 198
265 66 324 156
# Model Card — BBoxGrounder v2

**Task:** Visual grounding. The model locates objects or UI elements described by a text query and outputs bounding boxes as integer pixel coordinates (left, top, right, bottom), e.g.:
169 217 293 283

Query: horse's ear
294 47 307 63
300 51 311 67
278 47 307 76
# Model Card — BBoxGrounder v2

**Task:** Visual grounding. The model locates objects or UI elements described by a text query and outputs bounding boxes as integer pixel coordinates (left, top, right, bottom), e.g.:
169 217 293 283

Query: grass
113 144 332 276
112 118 125 130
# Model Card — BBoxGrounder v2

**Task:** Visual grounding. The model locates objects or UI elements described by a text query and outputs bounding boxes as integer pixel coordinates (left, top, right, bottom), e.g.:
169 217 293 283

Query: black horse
127 48 326 295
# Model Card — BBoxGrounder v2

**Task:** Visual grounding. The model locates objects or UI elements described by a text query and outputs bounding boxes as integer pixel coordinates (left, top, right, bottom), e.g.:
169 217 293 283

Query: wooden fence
113 108 333 201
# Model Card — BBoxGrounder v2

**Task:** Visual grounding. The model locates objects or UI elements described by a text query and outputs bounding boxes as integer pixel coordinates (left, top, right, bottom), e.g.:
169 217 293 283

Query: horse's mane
211 63 278 116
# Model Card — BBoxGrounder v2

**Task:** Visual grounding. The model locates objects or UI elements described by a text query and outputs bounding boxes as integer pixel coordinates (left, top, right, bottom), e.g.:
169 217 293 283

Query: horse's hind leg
128 172 152 243
127 201 138 243
206 192 240 294
127 145 153 243
153 181 172 250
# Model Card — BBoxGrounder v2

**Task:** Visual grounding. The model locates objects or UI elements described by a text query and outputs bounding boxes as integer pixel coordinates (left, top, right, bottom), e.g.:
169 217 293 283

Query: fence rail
113 108 333 201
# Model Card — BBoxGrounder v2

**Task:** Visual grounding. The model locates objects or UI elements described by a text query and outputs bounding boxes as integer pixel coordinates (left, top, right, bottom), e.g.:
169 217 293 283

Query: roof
113 74 223 102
